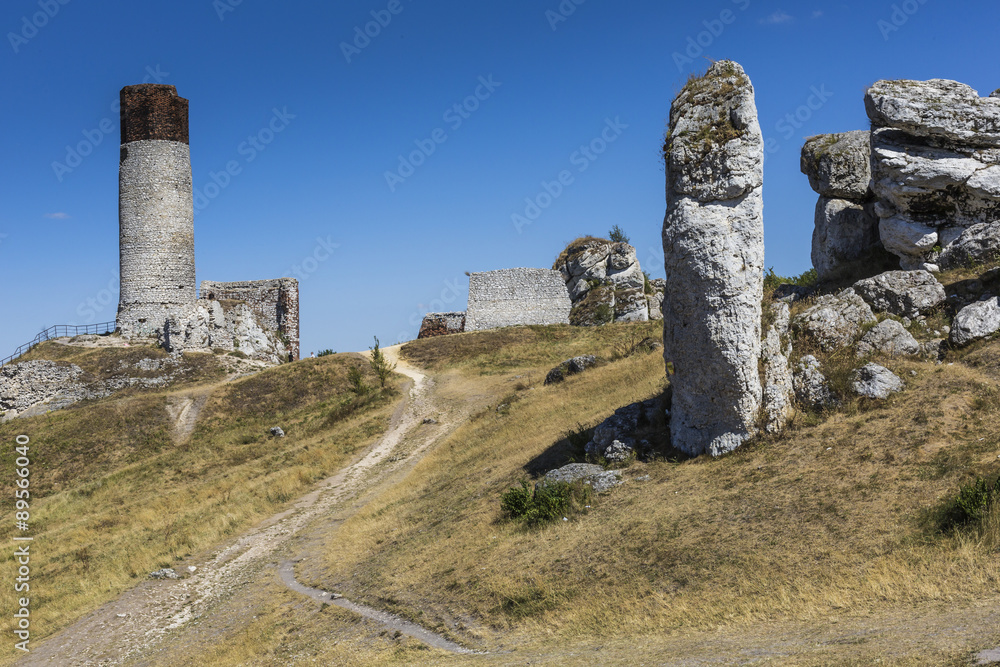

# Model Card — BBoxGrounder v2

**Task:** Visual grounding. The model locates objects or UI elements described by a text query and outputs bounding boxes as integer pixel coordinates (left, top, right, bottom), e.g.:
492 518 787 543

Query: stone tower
116 84 196 337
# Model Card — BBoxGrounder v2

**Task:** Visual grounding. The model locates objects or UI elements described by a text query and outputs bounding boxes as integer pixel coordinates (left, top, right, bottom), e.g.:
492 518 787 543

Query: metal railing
0 322 117 368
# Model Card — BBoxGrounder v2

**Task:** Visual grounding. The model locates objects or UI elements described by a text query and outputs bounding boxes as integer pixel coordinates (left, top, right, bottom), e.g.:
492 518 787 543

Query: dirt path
21 346 472 665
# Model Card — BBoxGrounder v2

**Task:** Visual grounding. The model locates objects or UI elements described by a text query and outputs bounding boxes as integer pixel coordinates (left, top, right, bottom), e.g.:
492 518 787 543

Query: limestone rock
613 288 649 323
855 320 920 358
646 290 664 321
568 284 616 327
950 297 1000 346
149 568 179 580
801 130 872 199
760 302 795 434
939 222 1000 269
0 360 108 420
851 363 904 399
584 399 659 461
158 300 288 365
544 355 598 385
541 463 622 494
663 60 764 457
865 79 1000 147
812 197 883 281
270 427 285 438
793 355 835 409
792 288 876 351
852 270 946 319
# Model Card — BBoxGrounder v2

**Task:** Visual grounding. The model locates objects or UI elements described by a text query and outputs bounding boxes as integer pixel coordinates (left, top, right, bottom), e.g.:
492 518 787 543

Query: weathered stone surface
663 60 764 457
0 361 108 420
646 290 664 321
544 355 598 385
939 222 1000 269
158 300 289 364
760 302 794 434
465 268 572 331
555 238 655 324
851 363 904 399
270 426 285 438
541 463 622 494
417 312 466 339
792 288 876 351
855 319 920 358
865 79 1000 147
812 197 883 281
950 297 1000 346
584 399 659 461
792 355 835 409
852 270 946 319
801 131 872 199
201 279 299 360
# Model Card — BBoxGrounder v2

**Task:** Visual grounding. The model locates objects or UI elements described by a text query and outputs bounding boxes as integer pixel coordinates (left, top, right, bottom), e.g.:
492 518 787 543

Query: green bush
347 366 370 396
609 225 630 244
936 476 1000 533
594 304 614 324
500 479 592 526
317 349 335 357
369 336 397 388
763 266 818 294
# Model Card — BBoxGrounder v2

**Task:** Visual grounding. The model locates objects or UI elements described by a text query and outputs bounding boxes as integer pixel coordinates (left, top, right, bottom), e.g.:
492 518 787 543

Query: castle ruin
115 84 299 363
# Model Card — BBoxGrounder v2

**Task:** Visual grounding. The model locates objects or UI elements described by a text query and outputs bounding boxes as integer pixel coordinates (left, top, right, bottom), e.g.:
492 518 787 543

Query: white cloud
759 10 794 25
45 212 70 219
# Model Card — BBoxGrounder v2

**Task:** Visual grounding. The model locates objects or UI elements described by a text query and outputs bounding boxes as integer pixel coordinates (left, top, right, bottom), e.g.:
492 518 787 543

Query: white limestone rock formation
852 270 946 319
792 288 877 352
554 238 659 325
866 78 1000 270
852 363 904 399
793 355 836 410
950 297 1000 346
0 361 108 420
800 131 888 281
939 222 1000 269
855 320 920 358
158 300 289 364
761 302 795 434
662 60 764 457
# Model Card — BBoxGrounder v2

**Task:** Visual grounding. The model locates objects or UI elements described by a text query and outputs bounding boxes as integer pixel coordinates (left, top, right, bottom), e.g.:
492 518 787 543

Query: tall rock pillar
116 84 195 337
661 61 765 457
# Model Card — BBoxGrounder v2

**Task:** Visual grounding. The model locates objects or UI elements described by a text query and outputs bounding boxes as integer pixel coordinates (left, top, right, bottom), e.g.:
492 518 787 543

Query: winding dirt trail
20 347 475 665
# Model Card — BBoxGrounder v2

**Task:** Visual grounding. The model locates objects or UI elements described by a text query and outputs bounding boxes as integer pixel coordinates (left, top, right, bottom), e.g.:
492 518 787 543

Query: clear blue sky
2 0 998 356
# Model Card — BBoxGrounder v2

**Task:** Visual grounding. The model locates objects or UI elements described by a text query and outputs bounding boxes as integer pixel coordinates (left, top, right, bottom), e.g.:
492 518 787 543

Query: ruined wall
200 279 300 360
465 268 571 331
418 312 466 339
116 84 196 338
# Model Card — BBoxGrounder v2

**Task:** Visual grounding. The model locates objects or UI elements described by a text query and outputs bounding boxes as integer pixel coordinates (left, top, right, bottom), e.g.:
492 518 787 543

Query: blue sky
2 0 997 356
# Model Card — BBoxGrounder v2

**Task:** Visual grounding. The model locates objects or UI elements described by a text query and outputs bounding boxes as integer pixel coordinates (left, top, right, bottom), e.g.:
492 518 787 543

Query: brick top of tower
120 84 189 144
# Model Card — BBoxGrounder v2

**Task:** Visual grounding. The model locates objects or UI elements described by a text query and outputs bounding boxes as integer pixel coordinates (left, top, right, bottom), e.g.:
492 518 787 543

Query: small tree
609 225 630 244
368 336 397 388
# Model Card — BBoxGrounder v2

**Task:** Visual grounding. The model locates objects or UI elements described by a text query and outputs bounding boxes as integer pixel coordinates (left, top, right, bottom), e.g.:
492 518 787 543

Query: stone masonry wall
465 268 571 331
200 279 300 360
418 312 466 339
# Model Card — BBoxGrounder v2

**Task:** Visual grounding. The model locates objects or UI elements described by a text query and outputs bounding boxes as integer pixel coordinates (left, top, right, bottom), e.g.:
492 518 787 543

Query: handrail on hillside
0 322 117 368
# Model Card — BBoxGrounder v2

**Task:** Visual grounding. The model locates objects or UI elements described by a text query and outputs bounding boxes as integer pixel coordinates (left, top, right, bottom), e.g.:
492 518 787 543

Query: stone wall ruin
200 279 300 361
464 268 572 331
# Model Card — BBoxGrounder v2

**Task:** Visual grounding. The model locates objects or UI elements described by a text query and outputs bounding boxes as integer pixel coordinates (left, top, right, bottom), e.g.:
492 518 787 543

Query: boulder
939 222 1000 269
852 270 946 319
584 399 659 461
792 355 836 410
270 426 285 438
851 363 904 399
544 355 598 385
950 297 1000 346
662 60 764 457
812 197 883 281
646 290 664 321
800 130 872 199
792 288 877 351
613 288 649 322
541 463 622 494
760 302 794 434
855 320 920 358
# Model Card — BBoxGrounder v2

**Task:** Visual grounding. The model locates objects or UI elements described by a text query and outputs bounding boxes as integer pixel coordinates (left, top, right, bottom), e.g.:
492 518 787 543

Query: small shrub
347 366 370 396
609 225 630 244
935 475 1000 533
368 336 397 388
500 479 592 526
317 349 335 357
643 271 653 295
594 304 614 324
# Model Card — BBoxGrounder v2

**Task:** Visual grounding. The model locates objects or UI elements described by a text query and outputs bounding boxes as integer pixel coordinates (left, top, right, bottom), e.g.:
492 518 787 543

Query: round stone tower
116 84 195 337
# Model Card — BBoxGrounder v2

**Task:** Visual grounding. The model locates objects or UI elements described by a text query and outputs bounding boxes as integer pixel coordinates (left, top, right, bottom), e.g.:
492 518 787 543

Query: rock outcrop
792 288 877 352
761 302 795 433
852 363 904 399
0 361 107 420
553 238 662 325
866 78 1000 271
159 300 289 365
801 131 887 280
540 463 622 494
950 297 1000 346
855 319 920 358
583 399 660 462
852 270 946 319
793 355 836 410
662 60 764 457
544 355 598 385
